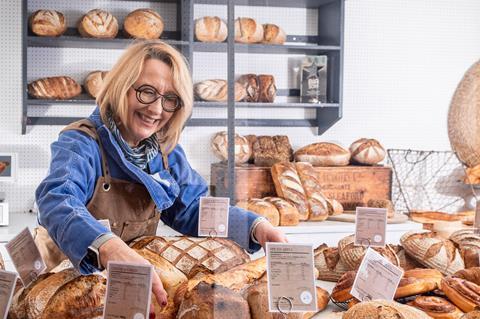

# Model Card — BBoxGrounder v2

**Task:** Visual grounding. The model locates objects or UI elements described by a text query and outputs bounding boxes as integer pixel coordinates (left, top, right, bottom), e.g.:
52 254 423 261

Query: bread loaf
29 10 66 37
78 9 118 38
263 196 300 226
237 74 259 102
271 162 310 220
195 16 227 42
194 79 247 102
407 296 464 319
295 162 331 221
400 230 464 275
441 277 480 313
28 76 81 100
239 198 280 226
211 131 251 163
394 268 443 299
257 74 277 103
124 8 164 39
245 134 257 162
450 229 480 268
349 138 386 165
84 70 108 98
129 236 250 279
314 246 349 282
367 199 395 218
331 270 356 302
392 245 424 270
253 135 293 167
177 281 250 319
235 17 263 43
262 24 286 44
294 142 351 166
9 273 53 319
343 300 433 319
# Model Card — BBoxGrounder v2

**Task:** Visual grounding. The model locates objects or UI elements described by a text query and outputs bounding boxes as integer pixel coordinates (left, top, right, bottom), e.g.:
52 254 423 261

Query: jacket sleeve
160 145 262 253
35 131 110 274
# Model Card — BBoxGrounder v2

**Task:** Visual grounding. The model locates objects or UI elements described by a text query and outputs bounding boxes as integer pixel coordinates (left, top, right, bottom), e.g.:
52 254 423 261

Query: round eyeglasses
132 84 182 113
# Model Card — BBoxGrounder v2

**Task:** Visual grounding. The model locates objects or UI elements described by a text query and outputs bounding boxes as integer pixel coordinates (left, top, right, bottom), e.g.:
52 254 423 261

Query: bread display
349 138 386 165
235 17 264 43
343 300 435 319
271 162 310 220
257 74 277 102
194 79 247 102
237 74 259 102
367 198 395 218
237 198 280 226
441 277 480 313
401 230 464 275
77 9 118 38
130 236 250 279
195 16 227 42
314 246 349 282
124 8 164 39
211 131 251 163
263 196 300 226
177 281 251 319
84 70 108 98
338 234 400 270
252 135 293 167
29 10 67 37
294 142 351 166
296 161 333 221
408 296 464 319
262 24 286 45
28 76 82 100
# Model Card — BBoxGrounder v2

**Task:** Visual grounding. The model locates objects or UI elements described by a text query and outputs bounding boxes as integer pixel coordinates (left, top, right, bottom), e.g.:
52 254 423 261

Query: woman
35 40 287 308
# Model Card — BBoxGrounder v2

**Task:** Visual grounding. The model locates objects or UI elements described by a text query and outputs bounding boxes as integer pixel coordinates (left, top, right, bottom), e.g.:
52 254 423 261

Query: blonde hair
96 40 193 154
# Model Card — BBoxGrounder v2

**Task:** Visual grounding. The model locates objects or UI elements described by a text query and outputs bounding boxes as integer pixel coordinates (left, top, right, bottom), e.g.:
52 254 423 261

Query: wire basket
386 149 473 214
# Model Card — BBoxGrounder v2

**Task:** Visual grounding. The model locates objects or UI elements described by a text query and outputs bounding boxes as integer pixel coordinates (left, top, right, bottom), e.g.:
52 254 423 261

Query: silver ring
102 183 111 192
209 229 217 238
277 296 293 315
361 238 371 248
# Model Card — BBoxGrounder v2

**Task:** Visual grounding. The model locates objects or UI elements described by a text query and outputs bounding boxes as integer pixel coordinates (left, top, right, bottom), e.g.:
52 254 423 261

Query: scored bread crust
124 8 164 39
294 142 350 166
263 197 299 226
78 9 118 38
195 16 227 42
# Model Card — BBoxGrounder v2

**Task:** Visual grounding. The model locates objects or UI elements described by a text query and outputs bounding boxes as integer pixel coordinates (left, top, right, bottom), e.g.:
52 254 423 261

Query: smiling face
119 58 176 147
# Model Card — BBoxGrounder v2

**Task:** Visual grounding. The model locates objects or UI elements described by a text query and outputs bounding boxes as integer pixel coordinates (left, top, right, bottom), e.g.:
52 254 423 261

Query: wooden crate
210 163 392 210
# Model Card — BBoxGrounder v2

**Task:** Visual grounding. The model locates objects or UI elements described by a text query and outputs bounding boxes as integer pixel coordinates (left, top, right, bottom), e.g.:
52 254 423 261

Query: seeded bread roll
29 10 67 37
195 16 227 42
78 9 118 38
235 17 263 43
28 76 81 100
124 8 164 39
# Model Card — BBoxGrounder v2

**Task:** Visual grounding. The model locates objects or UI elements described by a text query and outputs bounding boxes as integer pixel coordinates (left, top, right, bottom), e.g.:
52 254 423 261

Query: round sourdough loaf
343 300 432 319
349 138 386 165
29 10 67 37
211 131 251 163
195 16 227 42
262 23 286 44
84 70 108 98
235 17 264 43
124 8 164 39
78 9 118 38
294 142 350 166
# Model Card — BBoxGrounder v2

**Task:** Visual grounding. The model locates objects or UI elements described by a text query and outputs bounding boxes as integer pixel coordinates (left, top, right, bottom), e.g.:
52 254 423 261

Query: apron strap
61 119 112 184
159 144 170 172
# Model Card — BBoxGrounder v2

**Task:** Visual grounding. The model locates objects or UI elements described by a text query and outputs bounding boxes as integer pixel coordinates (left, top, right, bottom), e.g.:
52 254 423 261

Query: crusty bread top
295 142 350 157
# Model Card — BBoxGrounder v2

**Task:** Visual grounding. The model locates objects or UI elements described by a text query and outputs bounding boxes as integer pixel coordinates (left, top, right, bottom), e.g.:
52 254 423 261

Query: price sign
198 197 229 237
355 207 387 247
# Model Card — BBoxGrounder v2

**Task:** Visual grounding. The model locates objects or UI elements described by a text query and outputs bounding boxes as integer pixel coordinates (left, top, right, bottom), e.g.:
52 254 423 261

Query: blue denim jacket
35 107 261 274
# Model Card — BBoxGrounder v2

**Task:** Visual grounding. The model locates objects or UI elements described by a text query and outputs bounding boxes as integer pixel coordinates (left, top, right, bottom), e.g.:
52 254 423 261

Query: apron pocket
120 213 161 243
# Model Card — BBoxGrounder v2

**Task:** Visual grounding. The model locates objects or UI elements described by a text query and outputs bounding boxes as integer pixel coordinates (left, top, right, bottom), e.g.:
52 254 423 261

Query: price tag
98 219 111 231
5 227 46 287
0 270 17 319
103 262 153 319
266 243 317 313
350 248 404 301
198 196 229 237
354 207 387 247
474 200 480 235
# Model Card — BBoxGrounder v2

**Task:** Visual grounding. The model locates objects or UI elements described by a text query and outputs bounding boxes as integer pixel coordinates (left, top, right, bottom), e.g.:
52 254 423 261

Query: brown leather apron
35 119 167 271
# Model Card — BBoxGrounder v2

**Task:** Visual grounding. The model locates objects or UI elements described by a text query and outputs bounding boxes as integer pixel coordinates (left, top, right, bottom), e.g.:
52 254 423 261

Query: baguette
295 162 330 221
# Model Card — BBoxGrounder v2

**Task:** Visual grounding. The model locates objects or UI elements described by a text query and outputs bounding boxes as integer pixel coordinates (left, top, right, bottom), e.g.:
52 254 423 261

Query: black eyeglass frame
132 84 182 113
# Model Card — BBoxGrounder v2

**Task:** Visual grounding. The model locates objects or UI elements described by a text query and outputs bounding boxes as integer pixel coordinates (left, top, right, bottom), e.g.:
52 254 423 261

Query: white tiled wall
1 0 480 213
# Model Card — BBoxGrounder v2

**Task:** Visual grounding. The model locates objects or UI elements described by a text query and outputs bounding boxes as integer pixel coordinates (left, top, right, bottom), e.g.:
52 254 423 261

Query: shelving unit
22 0 344 135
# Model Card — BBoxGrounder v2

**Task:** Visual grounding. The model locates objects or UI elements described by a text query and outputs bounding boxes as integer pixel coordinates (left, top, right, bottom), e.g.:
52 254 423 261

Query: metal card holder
276 296 293 318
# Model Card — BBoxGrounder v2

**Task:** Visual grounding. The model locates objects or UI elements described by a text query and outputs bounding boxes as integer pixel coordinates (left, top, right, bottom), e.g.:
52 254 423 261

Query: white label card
103 262 153 319
5 227 46 287
266 243 317 313
475 200 480 235
0 270 17 319
355 207 387 247
198 196 229 237
98 219 111 231
350 248 404 302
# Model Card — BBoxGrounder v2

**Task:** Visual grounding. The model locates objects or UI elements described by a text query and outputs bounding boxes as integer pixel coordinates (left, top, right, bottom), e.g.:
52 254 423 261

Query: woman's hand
253 220 288 247
99 237 168 313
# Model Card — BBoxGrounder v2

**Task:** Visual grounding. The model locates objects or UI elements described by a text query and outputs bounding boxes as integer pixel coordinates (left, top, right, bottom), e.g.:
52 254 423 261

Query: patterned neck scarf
106 111 159 170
